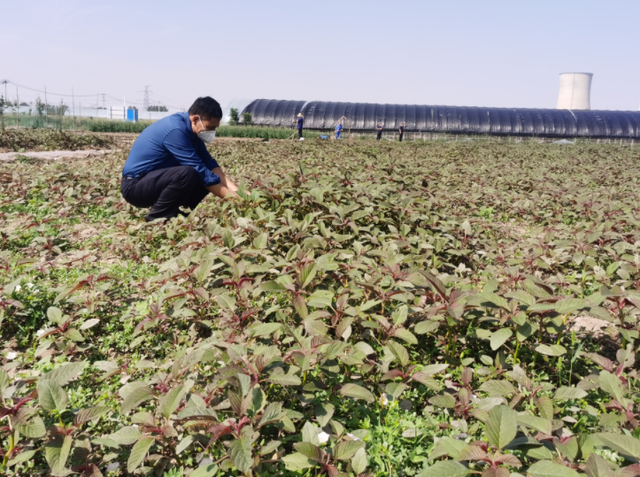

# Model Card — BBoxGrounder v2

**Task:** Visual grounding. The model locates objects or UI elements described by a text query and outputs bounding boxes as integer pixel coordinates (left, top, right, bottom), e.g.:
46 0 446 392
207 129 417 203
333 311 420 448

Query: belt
123 176 138 180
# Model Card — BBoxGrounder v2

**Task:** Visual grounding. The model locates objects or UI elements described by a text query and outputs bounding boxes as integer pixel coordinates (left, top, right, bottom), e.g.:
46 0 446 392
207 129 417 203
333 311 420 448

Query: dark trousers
121 166 209 221
376 131 382 140
399 134 403 142
298 129 303 138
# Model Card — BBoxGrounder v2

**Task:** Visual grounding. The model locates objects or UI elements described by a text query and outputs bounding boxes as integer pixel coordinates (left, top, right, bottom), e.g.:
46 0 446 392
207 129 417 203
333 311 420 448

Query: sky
2 0 639 112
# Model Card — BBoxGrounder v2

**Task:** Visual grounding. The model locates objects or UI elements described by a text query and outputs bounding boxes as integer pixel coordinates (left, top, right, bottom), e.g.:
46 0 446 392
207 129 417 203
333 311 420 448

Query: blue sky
2 0 639 111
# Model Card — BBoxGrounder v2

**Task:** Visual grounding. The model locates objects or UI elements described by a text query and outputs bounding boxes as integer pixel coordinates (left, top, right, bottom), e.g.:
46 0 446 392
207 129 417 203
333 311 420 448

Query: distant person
120 96 239 222
335 121 343 139
399 122 405 142
297 113 304 139
376 123 383 140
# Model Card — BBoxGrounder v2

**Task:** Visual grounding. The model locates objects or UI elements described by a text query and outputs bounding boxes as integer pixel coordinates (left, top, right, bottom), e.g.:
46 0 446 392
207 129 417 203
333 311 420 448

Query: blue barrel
126 108 138 122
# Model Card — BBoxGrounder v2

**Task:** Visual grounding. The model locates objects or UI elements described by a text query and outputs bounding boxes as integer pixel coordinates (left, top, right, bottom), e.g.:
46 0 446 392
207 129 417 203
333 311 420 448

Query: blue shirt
122 112 220 186
297 117 304 129
336 124 343 132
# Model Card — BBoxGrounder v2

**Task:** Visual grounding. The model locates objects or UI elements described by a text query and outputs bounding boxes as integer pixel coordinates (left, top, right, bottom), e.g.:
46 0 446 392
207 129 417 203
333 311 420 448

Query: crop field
3 137 640 476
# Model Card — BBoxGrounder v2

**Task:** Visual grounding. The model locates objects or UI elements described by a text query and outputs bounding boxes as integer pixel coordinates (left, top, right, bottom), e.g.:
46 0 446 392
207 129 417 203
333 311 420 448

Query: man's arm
206 166 239 198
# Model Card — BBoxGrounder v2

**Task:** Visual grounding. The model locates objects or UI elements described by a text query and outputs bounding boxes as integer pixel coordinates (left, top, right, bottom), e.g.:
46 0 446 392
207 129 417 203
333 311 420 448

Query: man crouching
121 96 239 222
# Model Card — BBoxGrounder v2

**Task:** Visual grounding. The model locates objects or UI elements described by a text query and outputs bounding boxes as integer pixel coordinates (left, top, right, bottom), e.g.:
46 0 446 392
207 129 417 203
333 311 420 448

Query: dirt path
0 150 115 161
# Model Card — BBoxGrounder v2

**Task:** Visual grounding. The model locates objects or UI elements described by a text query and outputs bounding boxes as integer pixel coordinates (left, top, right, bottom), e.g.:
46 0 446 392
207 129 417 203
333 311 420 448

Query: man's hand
211 167 239 193
206 182 236 198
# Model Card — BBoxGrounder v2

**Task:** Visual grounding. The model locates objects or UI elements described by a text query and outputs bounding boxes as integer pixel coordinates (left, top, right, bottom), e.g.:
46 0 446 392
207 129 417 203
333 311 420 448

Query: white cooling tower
556 73 593 110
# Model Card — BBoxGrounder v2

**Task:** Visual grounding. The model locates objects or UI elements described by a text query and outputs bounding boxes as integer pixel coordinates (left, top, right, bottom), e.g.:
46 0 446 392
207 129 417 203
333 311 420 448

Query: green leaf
294 442 325 462
385 382 408 398
222 229 235 249
260 280 287 292
490 328 512 351
516 414 552 435
527 460 580 477
215 293 236 312
429 393 456 408
333 440 365 460
37 380 68 412
228 436 254 473
300 263 318 289
415 320 440 334
315 402 335 427
417 460 470 477
0 368 9 393
268 368 301 386
387 340 410 366
176 435 195 455
253 232 268 249
429 436 468 460
292 294 309 318
15 415 46 438
419 364 449 376
485 405 517 450
159 384 189 419
505 290 536 306
260 440 282 456
479 380 516 397
108 426 142 446
74 406 110 426
127 436 155 472
555 298 589 314
249 322 282 337
64 328 84 342
352 447 368 474
340 383 375 403
599 371 627 403
585 453 614 477
7 449 37 467
120 382 155 415
40 361 86 386
392 327 418 345
596 433 640 462
536 344 567 356
47 306 64 325
477 292 509 310
554 386 588 401
190 464 219 477
302 421 320 445
282 452 316 471
79 318 100 330
45 434 73 475
259 402 285 428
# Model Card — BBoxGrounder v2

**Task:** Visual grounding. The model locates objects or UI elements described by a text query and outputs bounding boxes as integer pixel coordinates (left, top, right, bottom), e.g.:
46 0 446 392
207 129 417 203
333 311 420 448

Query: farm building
240 99 640 139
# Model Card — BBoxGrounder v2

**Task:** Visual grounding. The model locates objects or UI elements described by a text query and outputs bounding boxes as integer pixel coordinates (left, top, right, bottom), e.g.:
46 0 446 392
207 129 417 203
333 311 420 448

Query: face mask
197 119 216 143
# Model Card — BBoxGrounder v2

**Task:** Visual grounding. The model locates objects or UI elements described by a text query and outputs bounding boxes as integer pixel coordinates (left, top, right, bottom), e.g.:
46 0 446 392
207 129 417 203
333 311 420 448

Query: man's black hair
189 97 223 120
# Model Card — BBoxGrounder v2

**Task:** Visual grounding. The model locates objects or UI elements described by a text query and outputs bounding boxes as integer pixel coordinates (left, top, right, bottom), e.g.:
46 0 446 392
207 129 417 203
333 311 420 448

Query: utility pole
102 94 106 109
16 86 19 129
44 86 49 128
72 88 76 129
1 80 7 102
142 85 150 112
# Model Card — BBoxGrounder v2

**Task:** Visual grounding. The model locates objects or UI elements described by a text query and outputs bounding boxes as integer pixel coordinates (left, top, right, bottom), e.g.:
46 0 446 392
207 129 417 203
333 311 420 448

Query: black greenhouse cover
241 99 640 139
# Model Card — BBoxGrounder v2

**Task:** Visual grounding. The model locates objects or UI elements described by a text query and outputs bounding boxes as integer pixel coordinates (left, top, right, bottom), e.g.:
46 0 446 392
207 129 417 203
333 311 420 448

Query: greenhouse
241 99 640 139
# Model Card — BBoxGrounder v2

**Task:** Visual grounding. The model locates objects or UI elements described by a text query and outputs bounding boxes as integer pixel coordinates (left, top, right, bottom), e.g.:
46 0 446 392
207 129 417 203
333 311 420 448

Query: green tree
242 111 252 126
229 108 239 126
0 95 6 131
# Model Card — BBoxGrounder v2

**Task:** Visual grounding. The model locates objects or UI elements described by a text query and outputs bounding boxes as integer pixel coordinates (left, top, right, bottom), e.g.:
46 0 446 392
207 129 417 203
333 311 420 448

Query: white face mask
197 118 216 143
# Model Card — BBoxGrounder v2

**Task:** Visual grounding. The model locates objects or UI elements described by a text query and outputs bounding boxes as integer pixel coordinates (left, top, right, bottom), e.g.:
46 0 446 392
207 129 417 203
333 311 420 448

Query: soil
0 150 114 161
569 315 618 339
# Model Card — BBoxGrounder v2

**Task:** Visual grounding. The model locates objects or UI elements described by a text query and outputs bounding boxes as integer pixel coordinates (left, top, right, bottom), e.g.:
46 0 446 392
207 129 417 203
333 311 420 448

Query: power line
4 80 184 109
6 80 96 98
